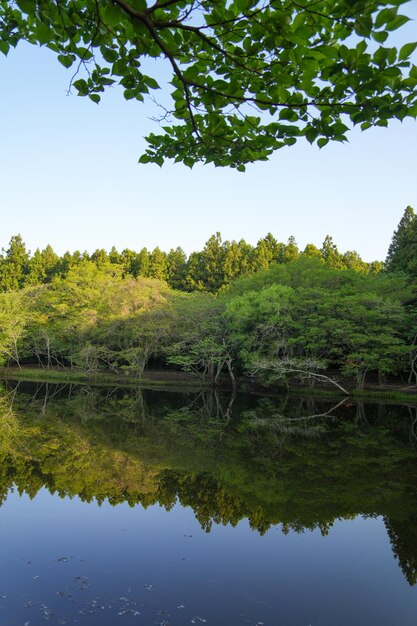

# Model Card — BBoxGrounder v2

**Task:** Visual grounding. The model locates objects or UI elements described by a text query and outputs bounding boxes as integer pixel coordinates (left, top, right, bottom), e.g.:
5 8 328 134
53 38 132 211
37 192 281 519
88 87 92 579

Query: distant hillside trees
0 232 382 295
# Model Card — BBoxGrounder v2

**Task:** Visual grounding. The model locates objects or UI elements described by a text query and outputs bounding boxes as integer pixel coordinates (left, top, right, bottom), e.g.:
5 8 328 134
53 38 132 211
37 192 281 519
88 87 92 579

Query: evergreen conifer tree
386 206 416 275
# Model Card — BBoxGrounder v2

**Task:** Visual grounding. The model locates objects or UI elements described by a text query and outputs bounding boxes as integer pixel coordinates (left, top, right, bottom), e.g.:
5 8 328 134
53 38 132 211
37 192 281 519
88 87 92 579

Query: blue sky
0 7 416 262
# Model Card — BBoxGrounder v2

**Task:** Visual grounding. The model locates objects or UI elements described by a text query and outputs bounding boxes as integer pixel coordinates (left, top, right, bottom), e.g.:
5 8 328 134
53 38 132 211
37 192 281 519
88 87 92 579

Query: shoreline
1 366 417 404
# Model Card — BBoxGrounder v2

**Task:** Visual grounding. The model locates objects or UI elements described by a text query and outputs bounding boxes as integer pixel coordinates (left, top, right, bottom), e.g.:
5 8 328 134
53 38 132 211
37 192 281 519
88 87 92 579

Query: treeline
0 256 415 390
0 231 383 294
0 207 415 391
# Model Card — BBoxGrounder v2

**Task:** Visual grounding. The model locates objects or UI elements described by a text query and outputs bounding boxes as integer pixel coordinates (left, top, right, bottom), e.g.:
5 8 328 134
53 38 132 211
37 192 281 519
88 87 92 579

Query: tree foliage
386 205 417 276
225 258 412 388
0 255 413 389
0 215 415 389
1 0 417 168
0 231 381 294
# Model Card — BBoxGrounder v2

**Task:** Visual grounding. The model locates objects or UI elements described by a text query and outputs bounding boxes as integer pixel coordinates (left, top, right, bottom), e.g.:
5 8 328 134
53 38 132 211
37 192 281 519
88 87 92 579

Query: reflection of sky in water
1 489 417 626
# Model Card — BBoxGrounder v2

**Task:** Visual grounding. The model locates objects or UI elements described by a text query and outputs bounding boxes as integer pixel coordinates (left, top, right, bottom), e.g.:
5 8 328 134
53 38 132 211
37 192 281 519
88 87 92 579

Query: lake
1 381 417 625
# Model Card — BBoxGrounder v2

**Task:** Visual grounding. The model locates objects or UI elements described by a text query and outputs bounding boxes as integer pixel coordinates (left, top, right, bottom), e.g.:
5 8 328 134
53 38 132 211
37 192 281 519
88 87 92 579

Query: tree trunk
225 358 236 388
12 338 21 369
408 349 417 385
356 370 367 390
46 335 51 370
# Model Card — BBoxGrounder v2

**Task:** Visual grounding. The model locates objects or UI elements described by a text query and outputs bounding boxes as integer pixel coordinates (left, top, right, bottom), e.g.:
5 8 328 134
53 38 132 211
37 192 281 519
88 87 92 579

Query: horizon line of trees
0 207 415 391
0 230 385 295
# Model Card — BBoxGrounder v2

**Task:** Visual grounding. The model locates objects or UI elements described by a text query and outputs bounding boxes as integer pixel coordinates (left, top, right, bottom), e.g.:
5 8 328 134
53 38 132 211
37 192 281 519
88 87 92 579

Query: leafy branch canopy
1 0 417 168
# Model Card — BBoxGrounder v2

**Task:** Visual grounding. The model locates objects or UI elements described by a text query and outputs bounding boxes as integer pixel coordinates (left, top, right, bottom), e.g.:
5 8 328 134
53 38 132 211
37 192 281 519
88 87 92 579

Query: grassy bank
0 366 208 392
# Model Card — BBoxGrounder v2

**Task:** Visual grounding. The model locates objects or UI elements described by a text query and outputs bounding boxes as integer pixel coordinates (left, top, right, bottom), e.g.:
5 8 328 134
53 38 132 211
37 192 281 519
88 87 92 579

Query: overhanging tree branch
1 0 416 168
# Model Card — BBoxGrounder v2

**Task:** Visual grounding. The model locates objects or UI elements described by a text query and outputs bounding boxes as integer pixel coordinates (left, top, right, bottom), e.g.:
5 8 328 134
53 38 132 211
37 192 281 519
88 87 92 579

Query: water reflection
1 381 417 589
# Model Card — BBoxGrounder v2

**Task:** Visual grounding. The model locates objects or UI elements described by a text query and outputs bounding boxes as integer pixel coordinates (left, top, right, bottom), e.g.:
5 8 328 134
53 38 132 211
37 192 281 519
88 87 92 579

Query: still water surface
1 382 417 625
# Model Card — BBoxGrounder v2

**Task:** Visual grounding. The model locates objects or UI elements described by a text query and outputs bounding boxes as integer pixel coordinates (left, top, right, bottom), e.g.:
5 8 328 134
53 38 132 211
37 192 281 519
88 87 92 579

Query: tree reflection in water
1 381 417 585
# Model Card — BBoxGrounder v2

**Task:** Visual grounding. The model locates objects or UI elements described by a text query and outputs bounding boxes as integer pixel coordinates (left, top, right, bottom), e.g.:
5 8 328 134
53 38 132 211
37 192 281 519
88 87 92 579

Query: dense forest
0 207 416 391
0 231 384 294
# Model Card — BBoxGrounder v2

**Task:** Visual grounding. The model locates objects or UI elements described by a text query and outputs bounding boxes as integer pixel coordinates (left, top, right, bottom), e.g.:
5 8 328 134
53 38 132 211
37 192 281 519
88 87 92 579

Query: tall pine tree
386 206 417 275
0 235 30 291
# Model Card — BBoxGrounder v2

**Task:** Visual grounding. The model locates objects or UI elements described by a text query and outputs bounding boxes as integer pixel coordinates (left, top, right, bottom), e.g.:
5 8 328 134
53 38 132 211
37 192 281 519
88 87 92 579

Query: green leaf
112 60 127 77
332 122 349 135
372 31 388 43
16 0 35 13
89 94 101 104
410 65 417 79
403 77 417 88
237 0 249 11
143 76 160 90
0 41 10 56
305 127 317 144
375 8 397 29
35 23 53 45
386 15 410 32
58 54 74 69
124 88 141 100
355 15 373 37
73 79 89 95
101 3 123 27
399 42 417 61
279 108 298 122
76 47 93 61
407 104 417 117
101 46 118 63
317 138 329 149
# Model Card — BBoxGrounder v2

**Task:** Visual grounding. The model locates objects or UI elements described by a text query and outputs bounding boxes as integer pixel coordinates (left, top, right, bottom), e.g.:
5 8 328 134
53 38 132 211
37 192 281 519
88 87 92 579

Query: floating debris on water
11 569 212 626
74 576 89 590
157 609 170 616
40 603 55 621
